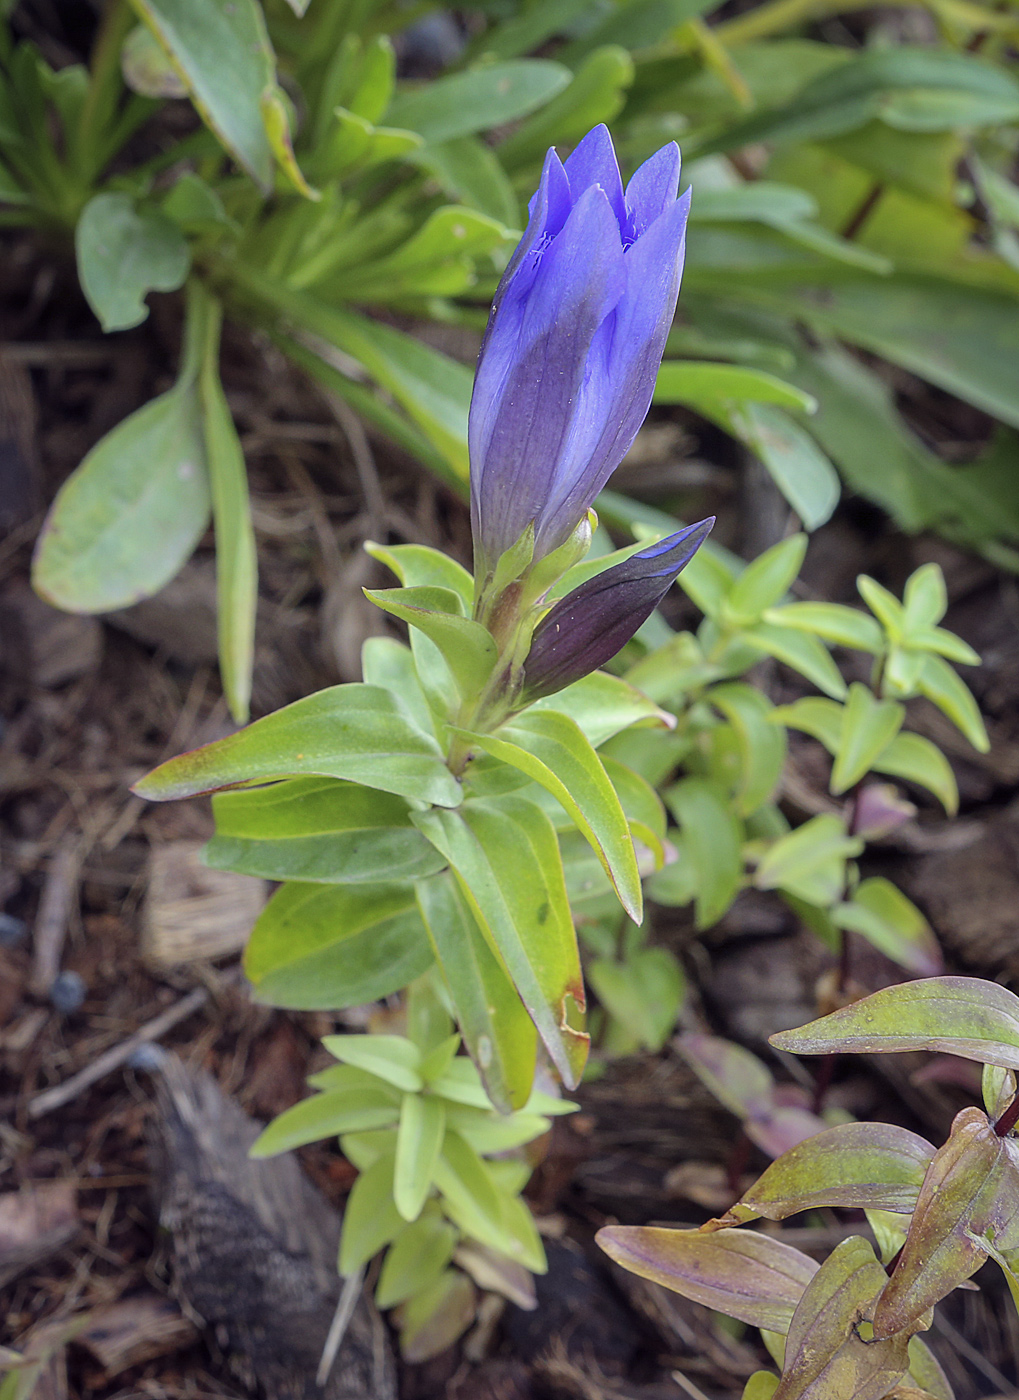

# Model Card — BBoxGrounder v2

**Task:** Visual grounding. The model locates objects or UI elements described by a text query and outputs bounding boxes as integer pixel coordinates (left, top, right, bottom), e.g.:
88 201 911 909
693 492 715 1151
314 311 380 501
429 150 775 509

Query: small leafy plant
250 977 575 1359
599 974 1019 1400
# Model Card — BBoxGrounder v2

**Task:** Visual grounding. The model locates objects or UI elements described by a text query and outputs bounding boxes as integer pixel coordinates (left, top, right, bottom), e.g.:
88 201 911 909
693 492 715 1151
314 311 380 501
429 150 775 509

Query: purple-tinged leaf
873 1106 1019 1339
706 1123 936 1229
775 1236 911 1400
771 977 1019 1072
596 1225 817 1332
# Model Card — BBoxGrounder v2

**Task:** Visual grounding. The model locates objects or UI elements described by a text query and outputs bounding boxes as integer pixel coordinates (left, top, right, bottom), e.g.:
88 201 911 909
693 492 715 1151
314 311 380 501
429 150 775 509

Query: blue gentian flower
521 518 715 701
469 124 692 570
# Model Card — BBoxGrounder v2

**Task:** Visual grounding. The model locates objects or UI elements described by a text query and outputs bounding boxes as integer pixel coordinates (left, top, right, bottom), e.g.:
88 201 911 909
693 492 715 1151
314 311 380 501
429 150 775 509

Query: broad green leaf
763 603 883 654
324 1034 423 1093
775 1235 911 1400
902 564 948 631
443 1106 550 1155
366 586 497 702
249 1089 399 1156
597 1226 817 1332
129 0 277 188
394 1092 445 1222
916 654 989 752
413 797 588 1088
385 61 570 144
727 403 841 531
432 1131 511 1253
33 375 209 614
340 1128 398 1173
665 778 744 927
873 1107 1019 1338
245 883 433 1009
338 1151 403 1275
678 1032 774 1123
588 948 685 1053
416 872 537 1113
600 755 668 845
376 1209 458 1310
771 697 843 753
832 878 942 977
410 137 519 226
132 684 463 808
559 0 715 63
676 543 739 618
331 205 511 302
466 710 642 922
207 777 446 884
830 683 904 794
496 46 634 170
365 541 473 610
743 1374 780 1400
857 575 904 637
906 1336 955 1400
528 670 675 747
655 362 816 414
754 814 862 906
407 977 455 1060
743 622 847 699
396 1268 476 1364
465 0 592 60
771 976 1019 1070
195 286 256 723
726 536 808 622
362 636 436 740
712 1123 935 1227
710 682 787 815
76 193 190 332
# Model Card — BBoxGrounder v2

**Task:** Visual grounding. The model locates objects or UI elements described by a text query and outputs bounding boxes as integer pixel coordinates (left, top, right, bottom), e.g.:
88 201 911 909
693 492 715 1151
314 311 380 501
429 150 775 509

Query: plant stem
994 1094 1019 1137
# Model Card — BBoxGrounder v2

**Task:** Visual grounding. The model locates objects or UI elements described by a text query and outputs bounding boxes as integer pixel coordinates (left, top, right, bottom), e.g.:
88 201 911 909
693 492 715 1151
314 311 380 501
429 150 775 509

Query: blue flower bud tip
470 125 691 569
522 516 714 701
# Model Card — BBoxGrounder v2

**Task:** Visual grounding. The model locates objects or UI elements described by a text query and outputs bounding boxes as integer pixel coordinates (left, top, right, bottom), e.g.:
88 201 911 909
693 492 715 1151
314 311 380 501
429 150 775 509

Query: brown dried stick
28 836 81 996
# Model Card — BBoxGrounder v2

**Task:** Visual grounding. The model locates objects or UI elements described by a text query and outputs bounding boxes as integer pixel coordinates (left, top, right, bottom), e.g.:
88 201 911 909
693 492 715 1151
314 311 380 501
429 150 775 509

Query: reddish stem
994 1094 1019 1138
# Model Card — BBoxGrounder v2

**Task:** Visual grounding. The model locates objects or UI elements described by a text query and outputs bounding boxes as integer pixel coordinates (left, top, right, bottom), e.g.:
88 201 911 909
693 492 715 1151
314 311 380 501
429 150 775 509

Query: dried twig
28 835 81 996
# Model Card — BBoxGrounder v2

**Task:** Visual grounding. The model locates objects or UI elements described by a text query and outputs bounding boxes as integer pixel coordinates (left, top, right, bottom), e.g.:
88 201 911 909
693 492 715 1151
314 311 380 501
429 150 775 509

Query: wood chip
0 1181 79 1288
143 841 265 967
78 1293 198 1375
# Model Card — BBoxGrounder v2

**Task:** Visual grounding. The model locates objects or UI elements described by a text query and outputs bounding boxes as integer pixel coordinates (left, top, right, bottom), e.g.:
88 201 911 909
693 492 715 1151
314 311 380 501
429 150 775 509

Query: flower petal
625 141 681 239
564 123 626 234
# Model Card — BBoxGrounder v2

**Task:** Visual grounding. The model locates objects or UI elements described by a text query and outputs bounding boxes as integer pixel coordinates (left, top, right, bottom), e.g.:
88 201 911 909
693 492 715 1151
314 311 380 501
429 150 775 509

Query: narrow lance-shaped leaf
772 976 1019 1072
873 1106 1019 1339
706 1122 936 1229
775 1236 911 1400
596 1225 817 1333
394 1092 445 1222
132 684 463 809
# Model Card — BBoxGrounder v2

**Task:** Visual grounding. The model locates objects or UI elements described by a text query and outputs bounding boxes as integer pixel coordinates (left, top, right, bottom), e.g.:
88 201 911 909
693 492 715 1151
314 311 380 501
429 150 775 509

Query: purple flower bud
469 125 691 569
520 518 714 701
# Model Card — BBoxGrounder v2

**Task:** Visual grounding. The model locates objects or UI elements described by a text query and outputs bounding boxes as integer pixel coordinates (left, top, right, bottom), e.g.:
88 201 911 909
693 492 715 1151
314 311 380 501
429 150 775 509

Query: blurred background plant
6 0 1019 720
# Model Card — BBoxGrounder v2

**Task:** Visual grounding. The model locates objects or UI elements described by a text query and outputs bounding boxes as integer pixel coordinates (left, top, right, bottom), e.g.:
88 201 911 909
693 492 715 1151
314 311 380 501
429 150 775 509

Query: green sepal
365 586 499 702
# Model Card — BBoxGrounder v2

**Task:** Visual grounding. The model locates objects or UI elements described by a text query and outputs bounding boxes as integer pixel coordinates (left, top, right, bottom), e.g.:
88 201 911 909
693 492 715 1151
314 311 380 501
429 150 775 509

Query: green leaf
917 654 990 752
714 1122 935 1227
983 1063 1016 1120
410 137 519 226
588 948 685 1053
496 46 634 170
394 1092 445 1222
465 0 592 60
596 1225 816 1332
742 622 847 699
133 683 463 808
726 536 808 622
194 287 256 724
727 403 841 531
128 0 276 188
338 1151 403 1275
831 683 904 794
395 1267 476 1363
260 84 318 200
710 682 787 815
902 563 948 631
416 872 537 1113
776 1236 911 1399
763 602 883 654
207 777 446 883
465 710 642 923
323 1034 423 1093
655 361 816 414
665 778 744 928
832 878 942 977
444 1106 550 1155
754 815 862 906
366 586 497 702
412 796 588 1089
528 670 675 747
32 341 209 613
385 61 570 144
906 1337 956 1400
375 1209 458 1310
743 1374 780 1400
600 755 667 845
772 976 1019 1070
245 883 433 1010
771 697 844 753
76 193 190 332
249 1089 399 1156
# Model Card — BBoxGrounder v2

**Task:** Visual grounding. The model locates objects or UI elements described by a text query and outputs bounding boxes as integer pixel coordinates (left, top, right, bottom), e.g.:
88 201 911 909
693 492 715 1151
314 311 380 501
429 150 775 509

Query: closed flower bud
520 518 714 701
469 124 691 571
